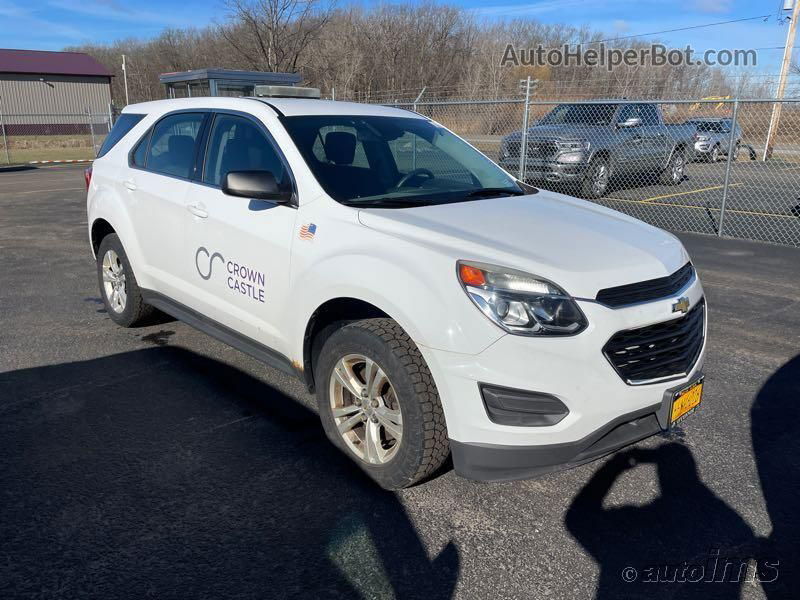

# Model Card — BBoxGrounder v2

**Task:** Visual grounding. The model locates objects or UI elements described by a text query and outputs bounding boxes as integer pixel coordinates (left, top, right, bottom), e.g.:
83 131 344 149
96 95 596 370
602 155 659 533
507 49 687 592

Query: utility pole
763 0 800 160
122 54 130 106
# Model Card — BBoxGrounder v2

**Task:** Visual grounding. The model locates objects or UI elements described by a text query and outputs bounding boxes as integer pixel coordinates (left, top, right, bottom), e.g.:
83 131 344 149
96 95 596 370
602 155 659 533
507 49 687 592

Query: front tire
580 156 610 199
96 233 154 327
316 318 449 490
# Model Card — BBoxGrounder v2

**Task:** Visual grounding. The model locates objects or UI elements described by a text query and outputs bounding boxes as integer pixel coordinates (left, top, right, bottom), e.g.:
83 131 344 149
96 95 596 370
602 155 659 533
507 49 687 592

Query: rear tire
316 318 449 490
660 149 685 186
96 233 154 327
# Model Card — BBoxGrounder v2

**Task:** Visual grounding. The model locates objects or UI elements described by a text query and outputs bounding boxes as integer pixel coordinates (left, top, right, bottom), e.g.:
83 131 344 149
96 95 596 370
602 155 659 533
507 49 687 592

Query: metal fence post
87 107 97 156
0 95 10 164
412 87 426 171
518 76 531 180
717 98 739 237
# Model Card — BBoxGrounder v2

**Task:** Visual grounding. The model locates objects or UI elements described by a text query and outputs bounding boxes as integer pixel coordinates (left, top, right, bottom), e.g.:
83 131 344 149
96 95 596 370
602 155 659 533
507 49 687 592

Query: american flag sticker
299 223 317 241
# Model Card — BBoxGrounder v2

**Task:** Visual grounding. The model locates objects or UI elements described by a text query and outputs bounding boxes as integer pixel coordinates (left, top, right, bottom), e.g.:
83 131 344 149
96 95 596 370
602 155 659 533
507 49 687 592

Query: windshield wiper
341 196 440 208
463 187 526 199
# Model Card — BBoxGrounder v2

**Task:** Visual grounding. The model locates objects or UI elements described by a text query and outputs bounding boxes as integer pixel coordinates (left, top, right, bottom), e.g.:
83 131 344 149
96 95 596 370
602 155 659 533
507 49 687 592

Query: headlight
556 140 590 153
457 261 588 336
697 135 710 142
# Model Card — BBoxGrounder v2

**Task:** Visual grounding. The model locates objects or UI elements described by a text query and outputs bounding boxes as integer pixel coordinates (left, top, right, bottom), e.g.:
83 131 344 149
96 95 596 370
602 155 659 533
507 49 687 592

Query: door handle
123 180 137 191
187 203 208 219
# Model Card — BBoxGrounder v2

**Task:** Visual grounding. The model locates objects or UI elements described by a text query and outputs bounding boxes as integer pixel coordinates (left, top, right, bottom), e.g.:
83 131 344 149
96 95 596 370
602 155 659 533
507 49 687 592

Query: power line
584 14 773 45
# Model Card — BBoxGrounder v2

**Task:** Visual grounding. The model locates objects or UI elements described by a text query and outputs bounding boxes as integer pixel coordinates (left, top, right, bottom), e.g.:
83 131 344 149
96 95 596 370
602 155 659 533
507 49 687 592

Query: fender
288 251 505 367
88 179 153 290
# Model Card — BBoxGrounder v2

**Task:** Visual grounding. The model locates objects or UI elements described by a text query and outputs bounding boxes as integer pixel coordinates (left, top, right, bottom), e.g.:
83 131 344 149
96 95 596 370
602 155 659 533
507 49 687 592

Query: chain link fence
2 97 799 247
0 110 113 164
385 97 800 248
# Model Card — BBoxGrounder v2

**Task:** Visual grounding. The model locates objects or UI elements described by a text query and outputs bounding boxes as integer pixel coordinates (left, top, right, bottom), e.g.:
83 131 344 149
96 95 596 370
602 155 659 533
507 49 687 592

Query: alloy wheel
329 353 403 464
671 154 685 182
102 249 127 313
592 163 609 196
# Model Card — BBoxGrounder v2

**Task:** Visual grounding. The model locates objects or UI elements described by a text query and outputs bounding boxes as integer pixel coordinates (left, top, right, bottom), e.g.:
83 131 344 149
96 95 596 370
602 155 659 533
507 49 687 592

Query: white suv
86 96 707 489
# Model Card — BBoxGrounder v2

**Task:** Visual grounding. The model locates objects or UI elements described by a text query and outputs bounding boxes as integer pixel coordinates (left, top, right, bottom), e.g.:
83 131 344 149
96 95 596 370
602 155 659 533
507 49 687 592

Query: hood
357 191 688 299
504 123 612 142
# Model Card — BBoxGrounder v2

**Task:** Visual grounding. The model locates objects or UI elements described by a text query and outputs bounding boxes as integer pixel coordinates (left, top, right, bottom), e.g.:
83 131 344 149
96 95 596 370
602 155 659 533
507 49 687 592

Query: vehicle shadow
565 442 759 599
0 347 459 599
750 354 800 600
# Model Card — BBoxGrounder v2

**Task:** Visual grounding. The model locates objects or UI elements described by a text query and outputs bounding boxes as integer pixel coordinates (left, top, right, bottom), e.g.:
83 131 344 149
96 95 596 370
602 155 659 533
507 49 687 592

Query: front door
181 112 298 353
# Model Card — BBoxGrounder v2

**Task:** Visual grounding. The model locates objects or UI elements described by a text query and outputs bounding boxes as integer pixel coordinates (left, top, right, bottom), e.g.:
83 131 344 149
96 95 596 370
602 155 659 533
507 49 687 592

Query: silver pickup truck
499 102 696 198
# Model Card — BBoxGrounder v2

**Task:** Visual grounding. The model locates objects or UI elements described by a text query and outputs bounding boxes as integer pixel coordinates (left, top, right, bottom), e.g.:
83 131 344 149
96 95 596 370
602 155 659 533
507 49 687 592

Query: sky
0 0 795 75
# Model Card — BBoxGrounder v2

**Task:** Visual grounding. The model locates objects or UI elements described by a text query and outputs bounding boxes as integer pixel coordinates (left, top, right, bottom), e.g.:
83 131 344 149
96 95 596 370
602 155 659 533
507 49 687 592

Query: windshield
280 115 523 206
539 104 618 126
692 121 726 132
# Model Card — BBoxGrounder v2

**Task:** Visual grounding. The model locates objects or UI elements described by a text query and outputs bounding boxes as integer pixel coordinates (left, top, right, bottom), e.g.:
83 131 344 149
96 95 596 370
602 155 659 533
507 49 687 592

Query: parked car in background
498 102 696 199
686 117 742 162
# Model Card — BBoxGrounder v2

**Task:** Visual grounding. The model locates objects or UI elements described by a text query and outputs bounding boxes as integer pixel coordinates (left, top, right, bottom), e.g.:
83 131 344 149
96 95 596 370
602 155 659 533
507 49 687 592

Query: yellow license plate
671 380 703 424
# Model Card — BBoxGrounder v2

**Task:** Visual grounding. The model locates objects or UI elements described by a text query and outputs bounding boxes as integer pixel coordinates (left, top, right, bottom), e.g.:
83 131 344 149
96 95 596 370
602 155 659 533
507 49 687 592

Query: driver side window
203 114 288 188
617 105 638 124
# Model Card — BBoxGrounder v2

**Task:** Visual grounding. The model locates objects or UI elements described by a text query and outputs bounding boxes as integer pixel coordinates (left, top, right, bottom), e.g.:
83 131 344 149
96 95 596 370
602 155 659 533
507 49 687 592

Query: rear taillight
84 166 92 190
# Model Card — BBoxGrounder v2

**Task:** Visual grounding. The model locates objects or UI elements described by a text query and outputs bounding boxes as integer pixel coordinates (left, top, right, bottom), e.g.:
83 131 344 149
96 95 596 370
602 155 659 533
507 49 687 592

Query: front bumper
499 157 588 183
450 375 701 481
419 277 706 482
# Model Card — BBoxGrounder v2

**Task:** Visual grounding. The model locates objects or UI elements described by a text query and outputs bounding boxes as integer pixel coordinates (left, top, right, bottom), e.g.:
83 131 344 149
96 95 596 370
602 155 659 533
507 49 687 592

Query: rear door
637 104 670 170
614 104 645 172
126 111 208 301
181 111 298 352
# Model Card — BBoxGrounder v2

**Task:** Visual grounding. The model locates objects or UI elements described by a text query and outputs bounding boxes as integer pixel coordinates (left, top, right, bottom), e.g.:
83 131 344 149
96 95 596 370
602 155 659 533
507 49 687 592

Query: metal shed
0 49 113 133
158 69 302 99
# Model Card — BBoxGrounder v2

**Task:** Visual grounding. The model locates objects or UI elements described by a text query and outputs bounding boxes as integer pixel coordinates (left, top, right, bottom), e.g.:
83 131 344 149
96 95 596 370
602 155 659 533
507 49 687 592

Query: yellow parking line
604 196 798 219
640 183 743 203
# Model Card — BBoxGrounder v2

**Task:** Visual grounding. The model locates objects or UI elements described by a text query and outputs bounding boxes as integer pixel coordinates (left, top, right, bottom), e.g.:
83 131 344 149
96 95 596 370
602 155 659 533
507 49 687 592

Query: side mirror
222 170 292 203
618 117 642 128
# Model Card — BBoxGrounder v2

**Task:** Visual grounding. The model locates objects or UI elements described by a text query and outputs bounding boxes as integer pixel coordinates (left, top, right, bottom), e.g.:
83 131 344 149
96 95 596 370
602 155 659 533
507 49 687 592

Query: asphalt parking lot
1 165 799 599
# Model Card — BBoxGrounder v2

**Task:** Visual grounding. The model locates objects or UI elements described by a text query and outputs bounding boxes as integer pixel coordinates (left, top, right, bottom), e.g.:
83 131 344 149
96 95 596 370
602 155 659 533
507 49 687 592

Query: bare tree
221 0 334 73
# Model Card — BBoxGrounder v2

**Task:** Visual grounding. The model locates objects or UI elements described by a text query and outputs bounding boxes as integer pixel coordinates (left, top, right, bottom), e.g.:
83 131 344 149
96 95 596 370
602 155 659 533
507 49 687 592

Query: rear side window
146 113 204 179
97 113 144 158
203 114 289 188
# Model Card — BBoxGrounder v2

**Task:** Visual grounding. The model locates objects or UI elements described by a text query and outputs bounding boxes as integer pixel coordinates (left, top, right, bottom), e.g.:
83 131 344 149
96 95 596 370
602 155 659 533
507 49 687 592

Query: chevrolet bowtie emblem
672 297 691 314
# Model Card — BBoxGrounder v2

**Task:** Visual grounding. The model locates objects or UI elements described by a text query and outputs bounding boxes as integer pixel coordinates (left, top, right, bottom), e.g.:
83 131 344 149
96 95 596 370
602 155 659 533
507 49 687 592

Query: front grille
526 139 557 158
596 263 695 307
503 139 557 159
603 299 705 384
